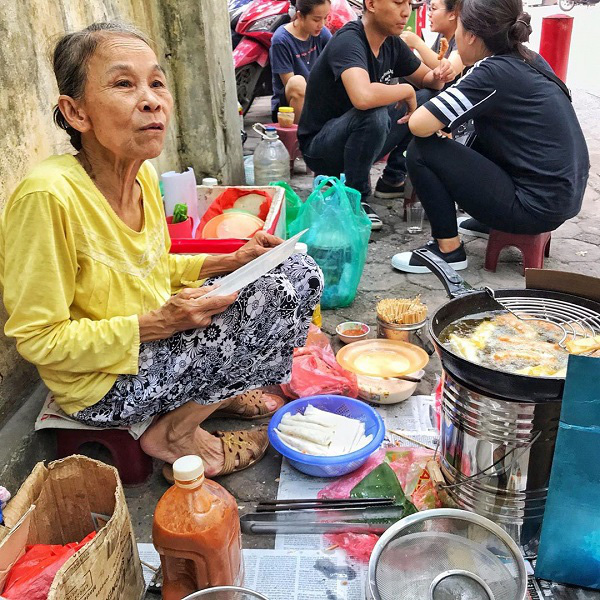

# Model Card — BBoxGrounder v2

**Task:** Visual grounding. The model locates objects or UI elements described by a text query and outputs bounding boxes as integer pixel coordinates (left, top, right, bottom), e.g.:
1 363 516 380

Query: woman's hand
433 58 456 84
139 286 237 342
400 31 423 50
233 231 283 268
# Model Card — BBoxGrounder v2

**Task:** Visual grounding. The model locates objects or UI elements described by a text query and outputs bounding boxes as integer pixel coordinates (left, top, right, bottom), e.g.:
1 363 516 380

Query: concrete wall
0 0 243 424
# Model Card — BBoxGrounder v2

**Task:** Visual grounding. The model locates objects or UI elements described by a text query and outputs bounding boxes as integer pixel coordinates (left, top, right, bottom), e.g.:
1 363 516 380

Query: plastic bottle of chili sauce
153 455 243 599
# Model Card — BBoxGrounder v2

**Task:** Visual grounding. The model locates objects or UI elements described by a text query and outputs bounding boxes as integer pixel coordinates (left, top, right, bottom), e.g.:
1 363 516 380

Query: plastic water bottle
252 124 290 186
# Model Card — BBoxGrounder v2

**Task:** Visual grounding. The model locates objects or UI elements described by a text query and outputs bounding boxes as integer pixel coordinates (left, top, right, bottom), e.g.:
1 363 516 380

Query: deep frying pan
413 249 600 401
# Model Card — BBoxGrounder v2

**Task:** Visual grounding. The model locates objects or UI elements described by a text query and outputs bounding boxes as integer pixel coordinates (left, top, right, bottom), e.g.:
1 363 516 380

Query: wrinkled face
368 0 412 36
298 2 331 37
429 0 455 33
77 35 173 160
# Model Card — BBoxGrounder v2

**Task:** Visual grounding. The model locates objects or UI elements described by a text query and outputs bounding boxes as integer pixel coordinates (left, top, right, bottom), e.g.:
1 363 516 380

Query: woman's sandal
161 425 269 483
212 389 286 421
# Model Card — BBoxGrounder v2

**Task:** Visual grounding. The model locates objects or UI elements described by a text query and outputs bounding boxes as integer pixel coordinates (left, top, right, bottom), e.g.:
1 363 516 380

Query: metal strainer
367 509 527 600
182 586 269 600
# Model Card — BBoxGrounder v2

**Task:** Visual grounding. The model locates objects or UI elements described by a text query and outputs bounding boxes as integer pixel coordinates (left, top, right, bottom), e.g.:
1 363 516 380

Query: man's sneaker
391 239 468 274
361 201 383 231
457 216 490 239
374 177 405 199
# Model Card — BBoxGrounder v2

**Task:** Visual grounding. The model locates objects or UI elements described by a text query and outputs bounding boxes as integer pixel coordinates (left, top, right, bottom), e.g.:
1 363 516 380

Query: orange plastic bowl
201 213 264 239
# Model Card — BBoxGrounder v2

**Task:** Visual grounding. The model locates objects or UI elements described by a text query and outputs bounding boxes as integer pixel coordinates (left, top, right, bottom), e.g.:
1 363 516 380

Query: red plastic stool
265 122 302 173
484 230 552 276
56 428 153 485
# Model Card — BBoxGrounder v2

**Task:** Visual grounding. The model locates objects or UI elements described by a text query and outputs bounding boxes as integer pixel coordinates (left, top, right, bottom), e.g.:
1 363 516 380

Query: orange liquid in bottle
152 455 243 600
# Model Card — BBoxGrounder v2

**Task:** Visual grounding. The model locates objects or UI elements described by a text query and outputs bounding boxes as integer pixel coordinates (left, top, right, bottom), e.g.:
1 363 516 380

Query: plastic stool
484 230 552 276
265 122 302 173
56 428 153 485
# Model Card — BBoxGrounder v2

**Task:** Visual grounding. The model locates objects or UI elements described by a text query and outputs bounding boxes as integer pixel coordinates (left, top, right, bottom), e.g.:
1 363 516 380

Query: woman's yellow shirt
0 155 206 414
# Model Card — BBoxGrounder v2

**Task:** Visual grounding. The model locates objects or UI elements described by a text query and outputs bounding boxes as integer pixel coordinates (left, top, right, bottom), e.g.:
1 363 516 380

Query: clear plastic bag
289 176 371 309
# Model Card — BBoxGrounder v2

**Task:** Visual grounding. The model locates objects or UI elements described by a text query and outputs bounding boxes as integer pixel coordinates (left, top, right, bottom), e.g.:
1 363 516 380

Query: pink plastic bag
280 325 358 399
2 532 96 600
327 0 358 33
318 447 441 563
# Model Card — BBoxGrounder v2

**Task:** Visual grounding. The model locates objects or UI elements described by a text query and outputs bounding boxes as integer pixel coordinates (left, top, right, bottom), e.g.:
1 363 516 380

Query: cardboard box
170 184 287 255
526 269 600 303
0 456 144 600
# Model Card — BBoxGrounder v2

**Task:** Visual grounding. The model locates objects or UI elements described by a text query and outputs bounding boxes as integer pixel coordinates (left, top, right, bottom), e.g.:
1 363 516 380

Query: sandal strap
217 427 268 475
225 390 268 416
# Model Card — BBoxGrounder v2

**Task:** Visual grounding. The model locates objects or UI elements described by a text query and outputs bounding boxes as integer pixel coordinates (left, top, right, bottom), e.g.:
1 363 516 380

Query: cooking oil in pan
440 311 569 377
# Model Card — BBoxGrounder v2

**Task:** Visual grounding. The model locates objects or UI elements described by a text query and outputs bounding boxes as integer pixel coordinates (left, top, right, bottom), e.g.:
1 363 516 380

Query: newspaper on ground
137 544 356 599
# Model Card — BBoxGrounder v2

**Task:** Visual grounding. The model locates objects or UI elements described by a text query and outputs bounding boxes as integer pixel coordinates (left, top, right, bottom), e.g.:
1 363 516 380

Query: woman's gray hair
52 22 152 150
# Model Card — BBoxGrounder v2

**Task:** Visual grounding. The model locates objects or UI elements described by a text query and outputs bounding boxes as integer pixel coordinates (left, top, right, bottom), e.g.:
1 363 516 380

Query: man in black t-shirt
298 0 454 229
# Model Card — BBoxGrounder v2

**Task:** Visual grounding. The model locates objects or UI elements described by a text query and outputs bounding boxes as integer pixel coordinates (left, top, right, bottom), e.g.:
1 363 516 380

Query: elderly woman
0 22 322 478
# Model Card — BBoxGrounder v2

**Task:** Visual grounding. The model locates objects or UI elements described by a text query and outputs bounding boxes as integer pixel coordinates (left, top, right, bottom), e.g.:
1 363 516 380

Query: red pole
416 5 427 37
539 14 574 82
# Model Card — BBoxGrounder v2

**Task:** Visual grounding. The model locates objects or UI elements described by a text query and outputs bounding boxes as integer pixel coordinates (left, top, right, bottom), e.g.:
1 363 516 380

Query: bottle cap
278 107 294 113
294 242 307 255
173 455 205 488
202 177 218 187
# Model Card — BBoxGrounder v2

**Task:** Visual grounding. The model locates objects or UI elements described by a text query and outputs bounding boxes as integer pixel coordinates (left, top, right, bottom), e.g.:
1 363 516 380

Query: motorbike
233 0 290 114
229 0 254 49
559 0 599 10
233 0 364 114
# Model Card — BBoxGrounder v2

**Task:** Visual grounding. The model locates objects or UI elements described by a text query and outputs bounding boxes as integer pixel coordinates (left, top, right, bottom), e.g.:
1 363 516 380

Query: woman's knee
406 138 423 174
280 254 324 297
286 75 306 100
407 135 445 174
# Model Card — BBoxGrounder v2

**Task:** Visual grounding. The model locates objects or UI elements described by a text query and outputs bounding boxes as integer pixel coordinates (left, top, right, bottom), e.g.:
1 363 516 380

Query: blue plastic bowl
268 395 385 477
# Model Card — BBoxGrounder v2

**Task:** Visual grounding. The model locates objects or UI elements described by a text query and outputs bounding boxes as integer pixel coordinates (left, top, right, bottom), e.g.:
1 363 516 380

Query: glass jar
277 106 295 128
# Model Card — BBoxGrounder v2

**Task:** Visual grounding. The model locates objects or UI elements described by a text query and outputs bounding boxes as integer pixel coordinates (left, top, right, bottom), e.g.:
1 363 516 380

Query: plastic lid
202 177 218 186
173 455 205 487
265 126 277 131
294 242 307 254
278 107 294 113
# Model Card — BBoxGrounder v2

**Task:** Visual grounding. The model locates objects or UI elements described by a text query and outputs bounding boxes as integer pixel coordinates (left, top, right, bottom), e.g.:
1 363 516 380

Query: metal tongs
241 497 405 535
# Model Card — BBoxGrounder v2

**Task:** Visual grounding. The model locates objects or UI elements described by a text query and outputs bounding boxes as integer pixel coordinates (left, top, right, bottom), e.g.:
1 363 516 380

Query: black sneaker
391 239 468 274
361 201 383 231
374 177 405 199
457 216 490 239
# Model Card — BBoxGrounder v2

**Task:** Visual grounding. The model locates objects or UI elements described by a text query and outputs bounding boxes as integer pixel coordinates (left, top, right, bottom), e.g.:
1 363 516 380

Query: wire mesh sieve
367 509 527 600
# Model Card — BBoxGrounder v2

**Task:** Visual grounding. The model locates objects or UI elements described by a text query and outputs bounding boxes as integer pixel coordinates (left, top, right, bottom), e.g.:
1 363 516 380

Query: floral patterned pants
72 254 323 427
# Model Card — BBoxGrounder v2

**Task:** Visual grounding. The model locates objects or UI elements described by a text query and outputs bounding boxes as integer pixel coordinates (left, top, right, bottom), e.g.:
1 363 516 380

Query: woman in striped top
391 0 588 274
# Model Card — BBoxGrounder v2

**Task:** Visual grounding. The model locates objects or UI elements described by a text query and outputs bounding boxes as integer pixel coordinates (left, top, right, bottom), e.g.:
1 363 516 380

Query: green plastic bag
288 176 371 309
269 181 303 237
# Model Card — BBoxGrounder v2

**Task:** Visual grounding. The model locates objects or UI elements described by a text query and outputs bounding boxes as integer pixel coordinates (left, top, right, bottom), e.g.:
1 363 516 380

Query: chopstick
259 497 394 505
396 374 422 383
257 497 395 512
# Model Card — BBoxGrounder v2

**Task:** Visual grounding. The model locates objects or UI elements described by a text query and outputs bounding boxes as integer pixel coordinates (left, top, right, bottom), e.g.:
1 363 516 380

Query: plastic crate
169 185 286 254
